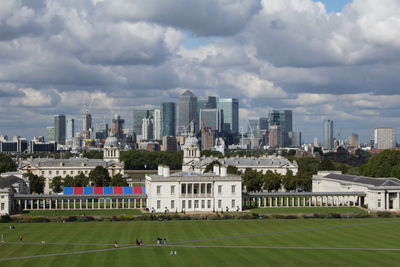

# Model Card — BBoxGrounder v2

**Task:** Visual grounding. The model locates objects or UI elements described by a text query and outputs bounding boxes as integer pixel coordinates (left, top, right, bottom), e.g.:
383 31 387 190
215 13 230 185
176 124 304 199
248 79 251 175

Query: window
70 171 73 175
171 200 175 209
378 199 381 208
207 200 211 209
231 199 235 208
49 171 52 175
182 200 186 209
194 200 199 209
63 171 66 175
41 171 45 175
207 184 212 194
56 171 59 175
231 185 236 193
181 184 186 194
218 200 222 209
218 185 222 194
157 200 161 209
171 185 175 194
1 203 4 210
188 200 192 209
201 200 205 209
157 185 161 194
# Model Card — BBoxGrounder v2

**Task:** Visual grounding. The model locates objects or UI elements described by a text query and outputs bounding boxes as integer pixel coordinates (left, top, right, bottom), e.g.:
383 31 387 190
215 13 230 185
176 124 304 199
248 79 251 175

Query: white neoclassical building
313 171 400 211
146 165 242 213
19 136 124 194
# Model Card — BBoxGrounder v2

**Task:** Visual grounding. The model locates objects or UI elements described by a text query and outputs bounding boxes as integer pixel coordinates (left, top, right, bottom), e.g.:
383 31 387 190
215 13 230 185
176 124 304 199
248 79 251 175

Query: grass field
21 209 143 217
1 218 400 266
250 207 367 215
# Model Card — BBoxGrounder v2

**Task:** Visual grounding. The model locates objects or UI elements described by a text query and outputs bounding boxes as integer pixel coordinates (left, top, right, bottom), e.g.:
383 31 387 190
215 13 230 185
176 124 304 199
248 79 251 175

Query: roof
20 158 123 168
181 90 196 97
323 173 400 187
147 172 241 182
195 156 298 169
0 175 25 189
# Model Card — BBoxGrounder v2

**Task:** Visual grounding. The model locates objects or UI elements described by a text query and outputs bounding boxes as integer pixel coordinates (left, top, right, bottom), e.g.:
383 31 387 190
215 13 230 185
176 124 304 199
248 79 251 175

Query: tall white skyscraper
219 98 239 133
153 109 162 140
324 120 334 150
374 128 396 149
66 118 75 140
142 117 153 140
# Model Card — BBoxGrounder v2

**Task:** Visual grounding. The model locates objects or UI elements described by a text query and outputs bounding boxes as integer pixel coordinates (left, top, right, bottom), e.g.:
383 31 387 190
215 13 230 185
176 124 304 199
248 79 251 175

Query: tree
227 165 240 175
74 173 89 187
83 151 103 159
263 170 282 192
204 160 221 173
89 166 111 186
63 175 75 187
0 154 16 174
390 165 400 179
242 169 264 192
25 173 45 194
111 173 128 186
362 150 400 177
318 159 334 171
50 176 63 193
282 169 297 191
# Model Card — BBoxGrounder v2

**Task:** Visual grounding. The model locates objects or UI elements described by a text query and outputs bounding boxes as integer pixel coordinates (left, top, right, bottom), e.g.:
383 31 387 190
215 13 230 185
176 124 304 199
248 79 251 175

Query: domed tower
103 136 120 162
182 133 200 172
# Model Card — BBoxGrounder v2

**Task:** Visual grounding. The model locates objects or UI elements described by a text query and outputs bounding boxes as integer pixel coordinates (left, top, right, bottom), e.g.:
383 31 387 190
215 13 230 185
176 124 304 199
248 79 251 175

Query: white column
140 198 143 208
134 198 137 208
24 199 27 210
62 199 64 210
37 200 39 210
49 199 52 210
128 198 131 209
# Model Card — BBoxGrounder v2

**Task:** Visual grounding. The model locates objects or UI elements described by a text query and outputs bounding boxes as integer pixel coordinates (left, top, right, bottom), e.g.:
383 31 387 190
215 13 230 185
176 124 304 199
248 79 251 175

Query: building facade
67 118 75 140
161 102 176 137
54 114 66 145
374 127 396 149
146 165 242 212
324 120 334 150
219 98 239 133
153 109 162 140
178 90 198 135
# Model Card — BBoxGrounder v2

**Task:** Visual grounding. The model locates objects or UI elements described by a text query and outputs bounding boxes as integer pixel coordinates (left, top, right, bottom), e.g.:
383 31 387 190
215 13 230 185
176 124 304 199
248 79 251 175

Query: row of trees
0 154 16 174
120 150 183 170
361 150 400 178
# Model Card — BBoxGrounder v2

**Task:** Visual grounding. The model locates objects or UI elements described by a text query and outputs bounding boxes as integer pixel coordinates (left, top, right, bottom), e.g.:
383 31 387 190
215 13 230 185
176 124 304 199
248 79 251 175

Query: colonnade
243 193 364 208
13 197 146 211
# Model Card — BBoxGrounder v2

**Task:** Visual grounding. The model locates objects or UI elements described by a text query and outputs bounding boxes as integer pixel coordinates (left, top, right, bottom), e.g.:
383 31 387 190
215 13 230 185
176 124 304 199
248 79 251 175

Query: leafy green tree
263 170 282 192
111 173 128 186
390 165 400 179
89 166 111 186
318 158 334 171
201 150 223 158
24 173 45 194
204 160 221 173
63 175 75 187
282 169 297 191
50 176 63 193
83 151 104 159
362 150 400 177
0 154 16 174
74 173 89 187
227 165 240 175
242 168 264 192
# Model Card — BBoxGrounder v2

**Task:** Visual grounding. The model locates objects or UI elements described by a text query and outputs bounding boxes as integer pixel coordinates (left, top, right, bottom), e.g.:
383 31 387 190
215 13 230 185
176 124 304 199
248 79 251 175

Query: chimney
220 166 227 177
158 165 163 176
213 164 220 175
163 166 170 177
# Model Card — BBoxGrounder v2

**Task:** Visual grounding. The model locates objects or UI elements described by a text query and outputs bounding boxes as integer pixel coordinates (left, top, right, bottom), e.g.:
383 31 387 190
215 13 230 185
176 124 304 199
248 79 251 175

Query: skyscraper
219 98 239 133
82 111 92 139
199 109 220 131
161 102 176 137
348 133 360 148
268 124 282 147
324 120 334 150
111 114 125 140
47 126 55 142
142 117 154 140
153 109 162 140
259 118 269 132
178 90 198 135
198 96 217 111
66 118 75 140
54 114 66 145
268 110 292 146
374 128 396 149
288 132 302 147
133 110 152 136
248 119 260 138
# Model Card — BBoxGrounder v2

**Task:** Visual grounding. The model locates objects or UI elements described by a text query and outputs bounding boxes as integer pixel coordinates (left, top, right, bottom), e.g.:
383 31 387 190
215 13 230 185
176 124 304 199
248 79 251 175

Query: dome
185 136 199 146
105 136 118 147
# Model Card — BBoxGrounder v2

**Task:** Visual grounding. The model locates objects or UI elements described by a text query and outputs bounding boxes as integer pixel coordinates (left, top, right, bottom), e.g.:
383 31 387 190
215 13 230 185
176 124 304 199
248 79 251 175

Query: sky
0 0 400 144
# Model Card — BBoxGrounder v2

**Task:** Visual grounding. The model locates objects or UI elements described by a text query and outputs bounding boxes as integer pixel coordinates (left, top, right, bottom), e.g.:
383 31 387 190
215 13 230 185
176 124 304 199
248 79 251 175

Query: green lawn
1 218 400 266
20 209 143 217
250 207 367 215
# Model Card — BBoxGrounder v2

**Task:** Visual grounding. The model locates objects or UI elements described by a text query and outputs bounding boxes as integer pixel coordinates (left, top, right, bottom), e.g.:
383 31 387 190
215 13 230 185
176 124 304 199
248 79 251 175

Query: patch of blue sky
183 31 219 49
313 0 352 12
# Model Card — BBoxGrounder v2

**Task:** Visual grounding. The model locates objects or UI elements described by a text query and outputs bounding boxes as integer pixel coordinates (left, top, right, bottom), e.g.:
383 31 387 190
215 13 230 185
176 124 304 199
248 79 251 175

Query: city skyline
0 0 399 143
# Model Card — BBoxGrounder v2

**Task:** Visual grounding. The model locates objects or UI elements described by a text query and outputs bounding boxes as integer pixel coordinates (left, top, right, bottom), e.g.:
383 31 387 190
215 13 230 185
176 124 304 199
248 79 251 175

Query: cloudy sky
1 0 399 143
